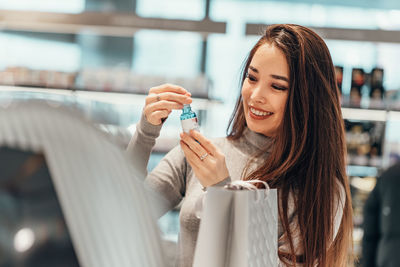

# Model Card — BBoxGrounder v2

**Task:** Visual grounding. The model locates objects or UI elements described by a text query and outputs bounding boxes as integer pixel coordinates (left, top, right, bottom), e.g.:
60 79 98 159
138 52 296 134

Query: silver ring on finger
200 153 209 161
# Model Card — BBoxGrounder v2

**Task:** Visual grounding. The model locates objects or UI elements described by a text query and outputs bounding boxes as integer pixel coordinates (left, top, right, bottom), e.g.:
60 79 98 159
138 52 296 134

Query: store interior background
1 0 400 266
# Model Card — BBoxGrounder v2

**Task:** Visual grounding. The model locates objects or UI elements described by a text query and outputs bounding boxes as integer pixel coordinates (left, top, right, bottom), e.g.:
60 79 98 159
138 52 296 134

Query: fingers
145 91 192 105
145 100 184 113
143 102 176 125
180 140 204 167
144 84 193 126
149 110 171 123
189 130 220 156
149 84 191 95
180 132 209 159
180 137 230 188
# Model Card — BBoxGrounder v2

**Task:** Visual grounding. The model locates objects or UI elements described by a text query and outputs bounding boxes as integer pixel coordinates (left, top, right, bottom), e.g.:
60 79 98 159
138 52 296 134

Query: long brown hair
227 24 353 266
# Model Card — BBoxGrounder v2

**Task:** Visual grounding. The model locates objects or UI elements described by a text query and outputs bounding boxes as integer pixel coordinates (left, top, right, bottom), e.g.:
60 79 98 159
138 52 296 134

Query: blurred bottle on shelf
335 65 343 94
345 120 385 167
0 67 76 89
369 142 382 167
350 68 365 108
369 68 385 109
341 67 389 110
349 175 377 262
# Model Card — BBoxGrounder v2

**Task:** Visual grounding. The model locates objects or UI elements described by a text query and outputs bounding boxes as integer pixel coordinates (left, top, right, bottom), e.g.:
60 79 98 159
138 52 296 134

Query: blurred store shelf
0 67 215 99
0 10 227 37
343 107 400 122
246 23 400 43
0 85 223 110
388 110 400 121
342 107 387 121
5 85 400 119
347 165 379 177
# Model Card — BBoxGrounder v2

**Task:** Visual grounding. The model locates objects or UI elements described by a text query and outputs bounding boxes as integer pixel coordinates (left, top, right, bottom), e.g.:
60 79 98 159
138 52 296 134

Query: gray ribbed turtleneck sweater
127 114 273 267
127 114 345 267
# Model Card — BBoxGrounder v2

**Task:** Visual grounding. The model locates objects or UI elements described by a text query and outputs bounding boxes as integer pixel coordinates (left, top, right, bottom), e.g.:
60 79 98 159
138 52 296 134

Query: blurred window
0 0 84 13
132 30 202 77
211 1 400 30
0 33 81 72
136 0 204 20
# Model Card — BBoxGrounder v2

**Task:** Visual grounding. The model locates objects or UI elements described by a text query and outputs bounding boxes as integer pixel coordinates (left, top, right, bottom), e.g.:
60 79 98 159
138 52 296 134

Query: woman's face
242 43 289 137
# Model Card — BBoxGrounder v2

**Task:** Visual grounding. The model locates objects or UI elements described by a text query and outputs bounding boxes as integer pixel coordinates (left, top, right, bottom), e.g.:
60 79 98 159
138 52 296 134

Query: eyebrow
249 66 289 83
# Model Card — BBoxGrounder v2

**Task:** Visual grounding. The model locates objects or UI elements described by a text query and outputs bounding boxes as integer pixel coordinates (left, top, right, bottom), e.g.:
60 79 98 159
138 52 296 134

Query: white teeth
250 107 273 116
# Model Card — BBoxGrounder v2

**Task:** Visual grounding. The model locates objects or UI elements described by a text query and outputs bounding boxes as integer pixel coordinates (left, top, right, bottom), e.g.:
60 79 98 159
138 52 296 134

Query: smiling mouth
249 106 274 119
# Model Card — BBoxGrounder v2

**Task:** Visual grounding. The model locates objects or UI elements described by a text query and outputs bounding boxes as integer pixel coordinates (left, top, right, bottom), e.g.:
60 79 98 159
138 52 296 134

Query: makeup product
180 104 199 133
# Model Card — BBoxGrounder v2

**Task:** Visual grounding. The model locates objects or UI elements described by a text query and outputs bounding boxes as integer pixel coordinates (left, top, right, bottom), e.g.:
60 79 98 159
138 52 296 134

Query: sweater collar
242 127 273 154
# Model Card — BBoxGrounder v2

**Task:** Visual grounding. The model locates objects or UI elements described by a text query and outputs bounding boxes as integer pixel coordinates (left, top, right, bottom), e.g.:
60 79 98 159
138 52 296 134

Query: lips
248 106 274 120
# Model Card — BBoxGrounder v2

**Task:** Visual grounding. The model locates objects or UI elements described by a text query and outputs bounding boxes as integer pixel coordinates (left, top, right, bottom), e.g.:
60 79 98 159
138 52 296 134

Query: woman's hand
144 84 192 125
180 130 229 188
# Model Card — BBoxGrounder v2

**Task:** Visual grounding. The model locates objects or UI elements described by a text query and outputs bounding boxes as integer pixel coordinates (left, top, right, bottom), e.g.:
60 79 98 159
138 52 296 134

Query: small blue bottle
180 104 199 133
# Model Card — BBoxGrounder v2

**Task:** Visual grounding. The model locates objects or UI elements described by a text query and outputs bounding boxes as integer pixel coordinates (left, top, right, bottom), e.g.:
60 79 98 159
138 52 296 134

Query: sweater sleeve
127 113 187 217
127 113 163 179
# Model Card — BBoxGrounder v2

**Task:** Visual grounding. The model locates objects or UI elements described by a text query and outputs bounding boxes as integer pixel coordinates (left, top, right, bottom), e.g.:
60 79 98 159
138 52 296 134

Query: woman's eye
272 84 288 91
246 73 257 82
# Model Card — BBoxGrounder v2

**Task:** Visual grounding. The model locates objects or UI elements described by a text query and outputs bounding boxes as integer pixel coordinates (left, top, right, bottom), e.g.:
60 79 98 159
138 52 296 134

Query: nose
250 84 266 104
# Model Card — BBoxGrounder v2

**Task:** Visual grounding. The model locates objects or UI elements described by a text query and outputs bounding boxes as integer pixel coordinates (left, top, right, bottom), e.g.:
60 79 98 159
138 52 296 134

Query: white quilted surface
0 99 166 267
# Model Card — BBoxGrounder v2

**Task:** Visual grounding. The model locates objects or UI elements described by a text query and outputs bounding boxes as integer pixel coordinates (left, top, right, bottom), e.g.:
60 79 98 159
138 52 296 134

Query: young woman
128 24 353 267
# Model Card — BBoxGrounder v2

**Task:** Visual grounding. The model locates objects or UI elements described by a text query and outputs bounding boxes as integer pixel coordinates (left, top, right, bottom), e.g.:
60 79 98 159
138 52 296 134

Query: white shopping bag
193 180 278 267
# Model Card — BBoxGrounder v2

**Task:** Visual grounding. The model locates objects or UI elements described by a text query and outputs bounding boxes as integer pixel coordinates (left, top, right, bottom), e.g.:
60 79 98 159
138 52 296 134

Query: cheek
281 94 289 112
241 85 251 102
274 95 288 122
241 86 251 111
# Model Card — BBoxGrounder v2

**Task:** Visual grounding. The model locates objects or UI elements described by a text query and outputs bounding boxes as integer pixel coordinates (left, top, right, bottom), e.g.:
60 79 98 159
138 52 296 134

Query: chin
244 111 277 137
247 117 279 136
246 121 270 136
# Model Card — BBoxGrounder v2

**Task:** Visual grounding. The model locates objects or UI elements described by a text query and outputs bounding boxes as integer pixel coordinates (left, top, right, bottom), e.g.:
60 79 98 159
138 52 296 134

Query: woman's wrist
202 176 231 191
139 113 163 139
